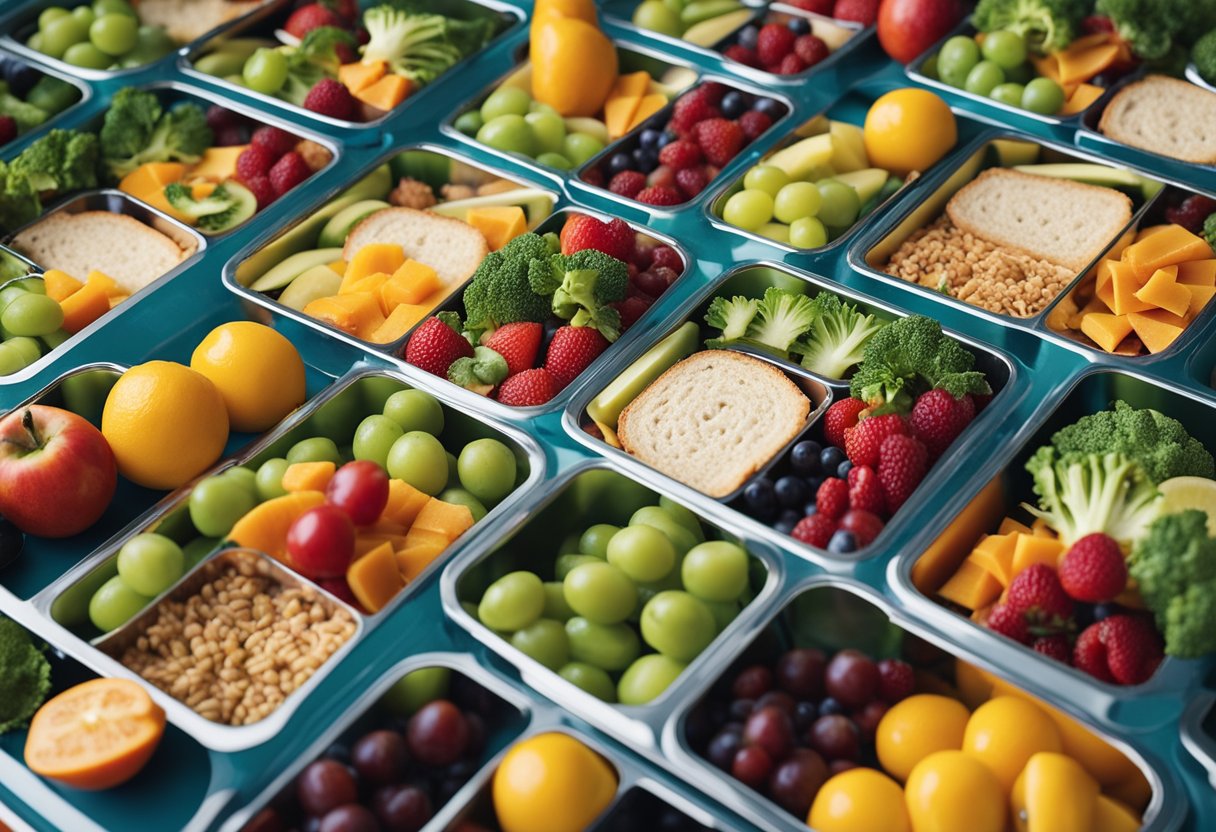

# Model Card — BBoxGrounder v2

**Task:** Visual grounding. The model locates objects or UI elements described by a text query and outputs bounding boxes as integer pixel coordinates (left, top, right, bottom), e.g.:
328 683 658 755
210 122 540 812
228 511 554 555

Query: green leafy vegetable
972 0 1092 54
9 129 98 194
1022 452 1162 547
0 614 52 734
793 292 885 380
462 232 558 340
100 89 212 180
0 81 48 134
1202 211 1216 255
0 160 41 232
1129 510 1216 658
704 295 759 343
361 5 493 85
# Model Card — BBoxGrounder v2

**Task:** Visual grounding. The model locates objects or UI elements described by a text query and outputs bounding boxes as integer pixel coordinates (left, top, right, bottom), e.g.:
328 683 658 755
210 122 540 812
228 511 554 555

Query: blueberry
1093 602 1120 621
720 90 751 119
805 475 825 493
836 459 854 479
803 502 818 517
4 63 39 97
827 529 857 554
743 478 776 513
639 128 663 149
790 440 823 475
774 475 810 509
0 517 23 571
774 518 798 535
819 697 845 716
737 25 760 50
787 17 811 35
608 151 634 176
753 97 784 118
632 147 658 173
658 130 678 148
819 446 846 470
794 700 818 729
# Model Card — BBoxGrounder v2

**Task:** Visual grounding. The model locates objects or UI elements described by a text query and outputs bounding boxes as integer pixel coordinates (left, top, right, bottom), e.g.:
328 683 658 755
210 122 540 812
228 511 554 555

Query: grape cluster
28 1 175 71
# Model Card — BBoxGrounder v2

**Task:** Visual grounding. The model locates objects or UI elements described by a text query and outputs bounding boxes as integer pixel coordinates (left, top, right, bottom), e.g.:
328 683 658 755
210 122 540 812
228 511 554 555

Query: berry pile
786 0 879 26
585 84 786 206
217 108 327 210
687 648 914 819
724 19 833 74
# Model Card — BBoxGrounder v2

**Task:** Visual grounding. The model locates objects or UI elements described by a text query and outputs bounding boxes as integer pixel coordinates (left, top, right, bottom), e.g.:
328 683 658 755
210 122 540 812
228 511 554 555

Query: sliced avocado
198 182 257 234
587 321 700 432
767 134 835 180
250 248 344 293
278 264 343 310
683 9 753 47
563 117 610 145
1012 163 1148 191
833 168 889 204
318 199 391 248
429 188 556 228
991 140 1041 166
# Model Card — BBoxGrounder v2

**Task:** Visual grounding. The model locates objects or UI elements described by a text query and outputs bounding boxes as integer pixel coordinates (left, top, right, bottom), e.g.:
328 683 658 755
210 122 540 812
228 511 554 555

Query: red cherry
287 505 355 580
325 460 390 525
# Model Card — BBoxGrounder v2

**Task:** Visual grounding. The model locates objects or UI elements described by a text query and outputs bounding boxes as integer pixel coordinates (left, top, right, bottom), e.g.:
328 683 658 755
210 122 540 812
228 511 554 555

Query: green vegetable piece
0 615 52 734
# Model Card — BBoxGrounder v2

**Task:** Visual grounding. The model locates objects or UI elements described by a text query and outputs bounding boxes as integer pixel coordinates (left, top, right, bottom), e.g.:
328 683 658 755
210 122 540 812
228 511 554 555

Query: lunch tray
1 0 1215 829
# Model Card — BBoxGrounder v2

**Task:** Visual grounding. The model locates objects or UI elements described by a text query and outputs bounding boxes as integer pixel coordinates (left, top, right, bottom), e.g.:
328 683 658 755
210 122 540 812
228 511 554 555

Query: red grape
326 461 390 525
824 650 878 709
708 729 743 770
407 700 469 766
754 690 796 716
808 714 860 762
829 759 859 775
731 665 773 700
776 648 826 699
876 658 915 703
373 785 432 832
351 730 409 785
319 804 379 832
767 748 828 817
297 760 358 817
731 745 773 789
287 505 355 579
852 700 888 742
743 705 795 760
242 808 286 832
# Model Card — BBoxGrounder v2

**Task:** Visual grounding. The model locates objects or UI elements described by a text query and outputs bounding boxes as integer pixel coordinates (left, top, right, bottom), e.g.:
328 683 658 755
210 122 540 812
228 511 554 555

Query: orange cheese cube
384 260 442 304
43 269 83 302
969 534 1017 586
85 270 122 297
1011 534 1065 576
1123 225 1213 277
346 243 406 283
1030 518 1054 538
354 74 411 112
369 303 428 344
1185 284 1216 319
466 206 527 251
396 542 447 582
189 146 247 181
1108 260 1153 315
1177 259 1216 287
411 498 475 542
341 272 390 302
1127 309 1187 354
998 517 1032 535
938 559 1003 611
610 70 651 100
1080 312 1133 353
339 60 387 94
59 282 110 334
604 95 642 140
346 542 404 613
281 461 336 493
1134 225 1170 244
1133 265 1191 316
1067 297 1110 329
355 534 407 558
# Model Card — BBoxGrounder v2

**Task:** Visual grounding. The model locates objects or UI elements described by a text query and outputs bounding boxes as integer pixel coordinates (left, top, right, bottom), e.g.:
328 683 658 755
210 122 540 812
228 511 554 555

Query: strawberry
1005 564 1074 629
788 0 834 13
1032 634 1071 664
545 326 609 388
404 317 473 377
792 513 837 548
251 125 298 157
1073 623 1114 682
846 466 884 514
722 44 759 66
816 477 849 520
876 658 914 703
0 115 17 146
777 54 808 74
839 509 883 546
843 413 907 467
675 167 709 198
738 110 773 141
1058 534 1127 603
986 603 1030 644
484 322 542 377
877 433 927 512
636 185 684 206
756 23 796 66
303 78 357 120
794 34 830 66
909 389 975 457
658 140 703 170
268 151 311 197
244 175 276 209
824 398 866 448
284 3 344 38
1101 614 1163 685
608 170 647 198
236 144 277 183
693 118 745 167
496 368 559 406
668 90 721 136
651 246 682 273
833 0 879 25
560 215 635 261
611 296 651 331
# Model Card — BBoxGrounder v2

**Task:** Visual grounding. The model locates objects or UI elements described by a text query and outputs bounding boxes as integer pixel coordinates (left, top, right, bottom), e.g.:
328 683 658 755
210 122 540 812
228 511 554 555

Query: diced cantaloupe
969 533 1017 586
43 269 83 302
1185 284 1216 319
998 516 1032 535
1031 54 1060 84
346 243 406 282
329 260 347 276
355 534 408 558
411 498 475 542
189 146 248 181
1056 42 1119 86
402 526 449 550
626 93 668 132
1127 309 1187 354
354 74 412 111
229 491 326 561
1123 225 1213 277
59 282 110 334
913 477 1006 595
1060 83 1104 116
339 60 387 94
1135 225 1170 243
1133 265 1191 317
1080 311 1134 353
385 260 442 303
396 542 447 582
118 162 187 211
938 558 1003 611
86 270 122 298
466 205 527 251
604 95 641 140
303 292 386 339
281 461 336 493
1030 518 1054 538
381 479 431 527
1011 534 1065 575
342 274 391 307
1177 259 1216 287
611 70 651 100
369 303 427 344
1067 297 1110 329
346 542 405 613
1108 260 1153 315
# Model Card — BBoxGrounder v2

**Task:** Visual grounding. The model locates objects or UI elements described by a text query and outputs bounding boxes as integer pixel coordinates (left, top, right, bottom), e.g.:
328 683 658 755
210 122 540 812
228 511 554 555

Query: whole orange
864 88 957 177
190 322 306 433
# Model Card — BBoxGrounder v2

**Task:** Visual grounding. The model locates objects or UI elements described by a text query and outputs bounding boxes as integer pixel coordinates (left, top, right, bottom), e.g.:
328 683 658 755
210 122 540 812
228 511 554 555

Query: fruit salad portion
683 584 1151 830
583 82 789 207
21 0 185 70
718 90 956 248
917 395 1216 686
192 1 501 122
0 56 82 150
403 213 683 407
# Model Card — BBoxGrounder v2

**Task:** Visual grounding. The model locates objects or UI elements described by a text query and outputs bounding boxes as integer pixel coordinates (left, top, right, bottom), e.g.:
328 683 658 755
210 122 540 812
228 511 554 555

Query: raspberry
877 433 927 513
636 186 684 206
824 398 866 448
838 509 883 546
909 389 976 458
876 658 914 703
1006 564 1074 629
1058 534 1127 604
693 118 745 167
651 245 682 273
794 34 831 66
738 110 773 141
268 151 311 197
1102 614 1163 685
303 78 357 120
658 140 703 170
723 44 759 66
583 167 605 187
844 414 907 467
986 604 1030 644
495 368 560 407
815 477 849 520
846 466 884 514
675 167 709 198
1073 623 1114 682
1032 635 1072 664
792 513 837 548
777 53 808 74
669 91 721 136
250 125 298 157
647 164 677 189
608 170 647 198
699 82 729 105
244 175 276 209
756 23 796 66
611 296 651 331
236 145 277 183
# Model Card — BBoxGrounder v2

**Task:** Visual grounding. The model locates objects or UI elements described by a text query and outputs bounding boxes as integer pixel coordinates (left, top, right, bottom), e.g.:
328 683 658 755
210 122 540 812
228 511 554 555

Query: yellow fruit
877 694 971 781
863 88 957 177
102 361 229 490
906 750 1006 832
1092 795 1142 832
190 321 306 433
530 18 619 117
962 696 1062 792
493 733 617 832
1011 752 1099 832
808 768 911 832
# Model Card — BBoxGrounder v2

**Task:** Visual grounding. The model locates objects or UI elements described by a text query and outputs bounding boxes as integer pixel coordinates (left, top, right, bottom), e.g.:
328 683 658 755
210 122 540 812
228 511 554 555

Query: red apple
0 405 116 537
878 0 967 65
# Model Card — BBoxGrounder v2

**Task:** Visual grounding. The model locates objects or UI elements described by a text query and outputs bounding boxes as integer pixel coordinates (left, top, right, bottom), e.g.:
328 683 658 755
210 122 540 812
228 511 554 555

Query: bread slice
342 207 489 287
11 211 190 294
1099 75 1216 165
617 350 811 498
946 168 1132 272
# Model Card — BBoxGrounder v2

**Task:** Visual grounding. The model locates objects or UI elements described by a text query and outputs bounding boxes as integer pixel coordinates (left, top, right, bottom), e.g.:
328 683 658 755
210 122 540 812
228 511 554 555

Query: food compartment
856 135 1159 321
449 40 697 175
228 146 556 354
575 264 1011 558
909 370 1216 692
185 0 517 128
0 52 86 150
677 580 1164 832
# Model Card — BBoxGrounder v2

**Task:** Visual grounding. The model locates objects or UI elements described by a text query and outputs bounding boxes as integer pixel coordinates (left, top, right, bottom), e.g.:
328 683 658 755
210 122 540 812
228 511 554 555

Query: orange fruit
863 88 957 177
963 695 1062 792
190 321 306 433
102 360 229 490
24 678 165 790
906 750 1006 832
808 768 911 832
876 694 970 781
493 733 617 832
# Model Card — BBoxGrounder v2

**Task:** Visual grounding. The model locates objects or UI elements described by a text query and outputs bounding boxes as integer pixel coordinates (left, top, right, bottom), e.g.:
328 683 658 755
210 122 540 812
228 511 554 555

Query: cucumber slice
197 182 257 234
317 199 391 248
278 264 343 310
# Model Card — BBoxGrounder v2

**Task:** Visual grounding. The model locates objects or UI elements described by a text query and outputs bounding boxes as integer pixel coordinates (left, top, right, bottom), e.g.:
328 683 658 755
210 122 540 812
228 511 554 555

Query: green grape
71 6 96 26
438 488 487 522
964 61 1005 97
39 7 71 30
1022 77 1065 115
757 222 791 243
981 29 1027 70
542 581 576 620
4 336 43 366
454 110 484 136
221 466 258 497
524 111 566 155
353 414 404 467
563 561 637 624
607 523 676 583
743 164 790 197
94 0 138 17
633 0 683 36
989 83 1025 107
480 87 532 121
477 114 538 157
658 496 703 540
722 189 774 231
127 24 174 63
116 533 185 597
457 438 517 505
2 293 63 337
478 571 544 632
555 553 602 581
38 14 89 59
618 654 686 705
578 524 619 559
386 431 448 495
0 343 32 375
243 48 289 94
383 389 444 434
558 662 617 702
562 132 604 165
27 32 44 52
790 216 828 249
704 598 740 632
511 618 569 670
937 35 981 87
89 13 137 56
565 617 640 671
381 666 450 715
640 590 716 661
528 101 557 115
286 436 342 465
189 474 257 537
629 506 696 555
89 575 151 632
445 452 458 489
181 536 219 569
773 181 823 224
681 541 748 602
815 180 861 228
255 457 290 500
65 41 111 67
536 152 573 169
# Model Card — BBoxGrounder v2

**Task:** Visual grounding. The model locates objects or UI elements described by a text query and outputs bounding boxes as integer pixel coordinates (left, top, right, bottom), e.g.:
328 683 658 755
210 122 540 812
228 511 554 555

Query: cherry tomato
325 460 390 525
287 505 355 579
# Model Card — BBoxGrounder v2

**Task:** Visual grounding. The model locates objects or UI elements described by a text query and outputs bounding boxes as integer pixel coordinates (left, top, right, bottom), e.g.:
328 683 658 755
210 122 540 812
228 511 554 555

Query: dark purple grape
808 715 860 762
241 807 286 832
707 730 743 770
794 700 818 731
755 691 796 716
318 804 378 832
768 748 828 817
728 698 755 720
776 649 826 699
373 785 432 832
824 650 878 709
406 701 469 766
829 759 859 775
743 706 795 761
819 697 845 716
297 761 358 818
351 731 409 786
731 665 773 700
731 746 773 789
852 700 888 742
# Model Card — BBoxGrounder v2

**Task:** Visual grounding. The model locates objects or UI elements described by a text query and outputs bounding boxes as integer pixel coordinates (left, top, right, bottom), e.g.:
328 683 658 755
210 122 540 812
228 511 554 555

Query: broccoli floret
849 314 990 413
99 88 164 163
793 292 886 380
0 614 52 734
1203 211 1216 254
447 345 508 395
0 83 48 134
362 5 492 85
1045 400 1214 484
101 89 212 180
1095 0 1193 60
1129 510 1216 658
462 232 557 339
0 161 40 233
543 249 629 342
1021 451 1162 547
9 129 98 194
973 0 1091 53
736 286 816 356
704 295 760 344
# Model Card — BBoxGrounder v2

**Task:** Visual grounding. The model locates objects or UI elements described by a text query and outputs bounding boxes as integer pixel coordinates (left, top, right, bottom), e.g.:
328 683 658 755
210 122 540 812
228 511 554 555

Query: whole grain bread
1099 75 1216 165
617 349 810 498
945 168 1132 272
11 211 192 294
342 207 489 286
